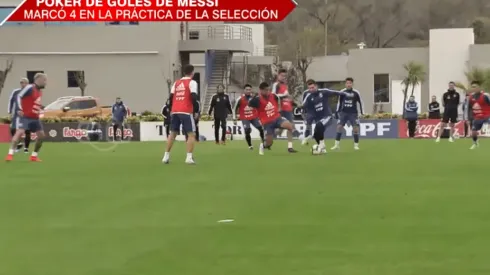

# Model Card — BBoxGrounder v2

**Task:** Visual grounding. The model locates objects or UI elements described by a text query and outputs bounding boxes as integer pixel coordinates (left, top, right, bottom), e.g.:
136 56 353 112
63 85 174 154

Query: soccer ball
311 144 320 155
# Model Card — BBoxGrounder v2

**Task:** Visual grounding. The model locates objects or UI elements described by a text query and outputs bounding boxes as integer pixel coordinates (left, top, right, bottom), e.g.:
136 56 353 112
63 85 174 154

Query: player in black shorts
436 81 460 142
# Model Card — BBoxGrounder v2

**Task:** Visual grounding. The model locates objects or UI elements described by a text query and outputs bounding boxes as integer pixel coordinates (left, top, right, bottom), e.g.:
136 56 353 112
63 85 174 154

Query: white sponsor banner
140 121 273 141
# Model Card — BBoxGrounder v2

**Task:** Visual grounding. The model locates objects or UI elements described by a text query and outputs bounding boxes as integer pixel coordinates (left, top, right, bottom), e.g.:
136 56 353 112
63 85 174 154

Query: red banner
0 124 11 143
398 119 465 138
2 0 296 23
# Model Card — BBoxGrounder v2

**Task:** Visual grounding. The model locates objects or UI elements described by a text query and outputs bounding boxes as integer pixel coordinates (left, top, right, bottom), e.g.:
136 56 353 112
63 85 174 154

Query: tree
455 67 490 92
472 17 490 44
401 61 426 111
73 71 87 96
0 59 13 97
295 42 313 91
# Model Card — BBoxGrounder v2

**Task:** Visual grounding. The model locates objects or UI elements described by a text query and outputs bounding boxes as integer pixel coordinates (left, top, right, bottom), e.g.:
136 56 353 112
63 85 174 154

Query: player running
162 64 199 164
6 73 47 162
465 81 490 150
7 77 31 153
301 89 313 145
303 79 349 154
332 77 364 150
248 82 296 155
233 84 265 150
272 69 297 152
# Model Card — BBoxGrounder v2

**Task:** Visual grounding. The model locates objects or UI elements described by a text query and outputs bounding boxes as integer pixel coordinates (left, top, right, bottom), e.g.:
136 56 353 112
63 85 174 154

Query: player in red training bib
465 80 490 150
248 82 296 155
233 84 265 150
272 68 297 152
162 64 199 164
6 73 47 162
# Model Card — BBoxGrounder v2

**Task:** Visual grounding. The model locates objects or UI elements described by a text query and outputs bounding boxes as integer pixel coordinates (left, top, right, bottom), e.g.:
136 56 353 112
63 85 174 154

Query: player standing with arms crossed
436 81 460 142
332 77 364 150
272 69 297 153
465 81 490 149
162 65 199 164
233 84 265 149
302 79 349 154
6 73 47 162
248 82 296 155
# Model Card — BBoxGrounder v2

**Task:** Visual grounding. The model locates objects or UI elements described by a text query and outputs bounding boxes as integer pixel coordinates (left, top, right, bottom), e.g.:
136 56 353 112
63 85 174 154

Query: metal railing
234 45 279 57
187 25 252 41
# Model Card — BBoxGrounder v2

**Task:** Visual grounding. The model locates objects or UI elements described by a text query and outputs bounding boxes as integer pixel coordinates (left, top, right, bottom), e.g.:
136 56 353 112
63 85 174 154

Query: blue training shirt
336 88 364 115
303 89 346 120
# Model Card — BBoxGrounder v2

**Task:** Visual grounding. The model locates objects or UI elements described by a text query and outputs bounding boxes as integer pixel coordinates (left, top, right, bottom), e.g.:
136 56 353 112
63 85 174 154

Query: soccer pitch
1 140 489 275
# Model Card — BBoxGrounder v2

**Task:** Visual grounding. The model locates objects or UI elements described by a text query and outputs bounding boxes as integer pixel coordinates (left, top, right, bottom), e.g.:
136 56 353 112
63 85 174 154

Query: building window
26 71 44 83
189 31 199 40
0 7 33 26
374 74 390 103
105 21 138 25
67 71 85 88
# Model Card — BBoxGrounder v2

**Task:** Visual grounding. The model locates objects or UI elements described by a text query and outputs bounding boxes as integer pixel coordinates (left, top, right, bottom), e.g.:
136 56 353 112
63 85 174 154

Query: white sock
31 152 38 157
288 142 293 148
186 153 193 159
335 140 340 145
320 140 325 147
8 149 14 155
164 152 170 158
354 143 359 146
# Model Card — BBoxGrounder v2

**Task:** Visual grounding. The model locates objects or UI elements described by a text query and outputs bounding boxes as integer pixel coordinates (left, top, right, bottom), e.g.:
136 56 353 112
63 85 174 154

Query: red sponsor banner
398 119 465 138
2 0 296 23
0 124 11 143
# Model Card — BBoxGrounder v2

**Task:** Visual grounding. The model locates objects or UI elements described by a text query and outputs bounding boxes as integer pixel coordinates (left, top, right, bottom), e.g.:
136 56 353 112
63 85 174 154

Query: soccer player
272 69 297 152
301 89 314 146
162 64 199 164
303 79 348 154
248 82 296 155
465 81 490 149
6 73 47 162
111 97 127 141
331 77 364 150
233 84 265 149
7 77 31 153
436 81 461 142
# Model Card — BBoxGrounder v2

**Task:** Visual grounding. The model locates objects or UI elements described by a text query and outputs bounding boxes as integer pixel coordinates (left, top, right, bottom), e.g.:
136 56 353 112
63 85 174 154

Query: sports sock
335 132 342 141
473 136 478 144
186 153 193 159
354 134 359 143
31 152 38 157
287 142 293 148
8 149 14 155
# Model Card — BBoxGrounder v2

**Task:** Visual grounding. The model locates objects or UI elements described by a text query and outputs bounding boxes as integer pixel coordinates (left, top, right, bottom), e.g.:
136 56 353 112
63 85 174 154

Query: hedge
0 112 430 124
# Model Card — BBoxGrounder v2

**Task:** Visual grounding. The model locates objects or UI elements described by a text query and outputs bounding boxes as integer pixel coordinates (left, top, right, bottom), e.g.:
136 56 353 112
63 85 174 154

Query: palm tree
455 67 490 93
401 61 426 111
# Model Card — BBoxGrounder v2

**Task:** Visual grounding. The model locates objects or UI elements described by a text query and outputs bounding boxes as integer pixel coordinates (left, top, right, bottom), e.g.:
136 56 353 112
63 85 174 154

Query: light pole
166 79 172 96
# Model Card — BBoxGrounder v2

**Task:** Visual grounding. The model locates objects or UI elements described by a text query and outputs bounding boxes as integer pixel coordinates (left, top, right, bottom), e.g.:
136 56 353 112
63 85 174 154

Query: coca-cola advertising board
0 124 10 143
398 119 465 138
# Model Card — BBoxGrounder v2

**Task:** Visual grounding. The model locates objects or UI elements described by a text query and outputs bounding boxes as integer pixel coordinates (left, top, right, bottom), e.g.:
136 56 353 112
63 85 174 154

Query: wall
468 44 490 69
347 47 429 114
0 22 181 112
429 28 474 101
307 55 348 82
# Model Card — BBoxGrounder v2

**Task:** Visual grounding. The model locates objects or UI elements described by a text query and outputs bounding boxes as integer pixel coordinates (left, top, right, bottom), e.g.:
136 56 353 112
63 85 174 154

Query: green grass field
0 139 489 275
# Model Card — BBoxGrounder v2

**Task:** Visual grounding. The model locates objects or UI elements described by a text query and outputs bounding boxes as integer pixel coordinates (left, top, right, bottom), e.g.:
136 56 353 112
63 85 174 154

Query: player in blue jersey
301 89 314 145
7 78 31 153
332 77 364 151
302 79 348 154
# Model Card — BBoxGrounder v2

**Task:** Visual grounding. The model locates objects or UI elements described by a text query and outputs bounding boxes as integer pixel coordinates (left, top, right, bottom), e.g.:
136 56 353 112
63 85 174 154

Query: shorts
171 113 196 134
472 118 490 131
314 116 334 128
442 108 458 123
337 112 360 126
10 116 19 129
264 117 287 135
280 111 294 122
241 118 262 129
112 119 124 126
18 117 42 132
